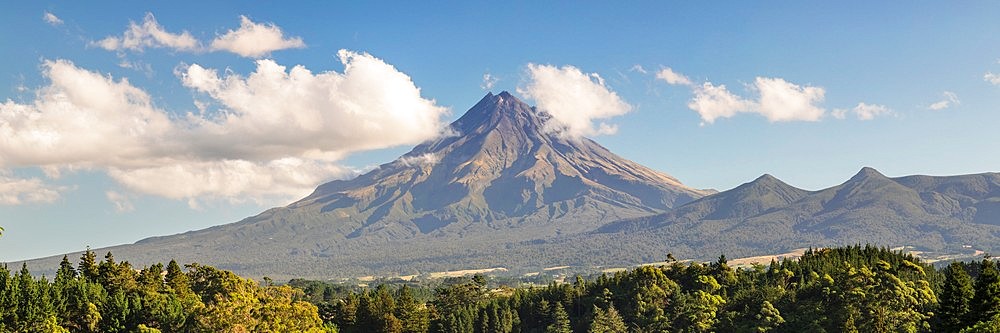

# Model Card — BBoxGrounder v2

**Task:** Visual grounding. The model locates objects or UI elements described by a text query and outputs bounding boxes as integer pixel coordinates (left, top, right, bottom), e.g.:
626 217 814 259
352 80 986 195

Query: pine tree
588 304 627 333
937 262 974 332
971 260 1000 324
547 302 571 333
164 260 189 294
79 248 99 283
15 263 43 331
396 285 428 333
56 255 76 284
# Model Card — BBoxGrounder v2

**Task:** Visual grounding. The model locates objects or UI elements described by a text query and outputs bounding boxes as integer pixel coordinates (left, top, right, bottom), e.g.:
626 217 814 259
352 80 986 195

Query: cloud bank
518 63 632 138
0 52 449 206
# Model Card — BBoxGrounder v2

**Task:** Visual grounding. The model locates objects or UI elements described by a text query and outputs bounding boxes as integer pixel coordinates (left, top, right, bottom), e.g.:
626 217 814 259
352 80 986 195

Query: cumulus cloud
655 67 692 86
0 172 65 205
986 72 1000 85
929 91 959 110
210 16 305 58
0 53 448 206
94 13 199 52
0 59 173 168
43 12 63 26
481 73 498 90
687 82 754 125
754 77 825 122
179 50 450 160
518 63 632 138
832 103 892 120
683 76 825 124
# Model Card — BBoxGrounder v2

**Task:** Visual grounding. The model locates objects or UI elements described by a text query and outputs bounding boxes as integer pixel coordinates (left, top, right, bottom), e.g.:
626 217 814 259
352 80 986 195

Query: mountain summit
300 91 708 237
48 92 708 278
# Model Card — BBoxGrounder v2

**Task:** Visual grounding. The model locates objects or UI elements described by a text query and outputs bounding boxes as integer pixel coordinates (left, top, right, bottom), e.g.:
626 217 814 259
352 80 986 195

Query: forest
1 245 999 332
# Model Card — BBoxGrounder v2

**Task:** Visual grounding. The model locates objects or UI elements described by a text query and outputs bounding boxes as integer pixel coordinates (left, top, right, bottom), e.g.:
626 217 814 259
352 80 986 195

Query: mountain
20 92 1000 279
23 92 710 279
596 167 1000 259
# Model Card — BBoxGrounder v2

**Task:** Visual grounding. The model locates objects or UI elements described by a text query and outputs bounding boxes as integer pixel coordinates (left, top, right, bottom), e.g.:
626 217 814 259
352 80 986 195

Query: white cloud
852 103 892 120
683 76 824 124
105 190 134 213
687 82 754 125
210 15 305 58
43 12 63 26
94 13 199 52
929 91 959 110
107 158 351 207
986 72 1000 85
397 153 439 167
654 66 904 124
832 103 892 120
518 63 632 138
0 52 448 206
0 172 64 205
655 67 692 86
481 73 498 90
754 77 825 122
179 50 450 160
0 59 173 168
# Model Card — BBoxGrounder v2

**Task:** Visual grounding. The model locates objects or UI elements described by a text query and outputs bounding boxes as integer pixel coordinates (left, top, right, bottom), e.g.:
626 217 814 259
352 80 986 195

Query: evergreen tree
938 262 975 332
56 255 76 284
588 304 627 333
971 260 1000 324
15 263 44 331
79 247 99 283
164 260 189 294
546 302 571 333
396 285 428 333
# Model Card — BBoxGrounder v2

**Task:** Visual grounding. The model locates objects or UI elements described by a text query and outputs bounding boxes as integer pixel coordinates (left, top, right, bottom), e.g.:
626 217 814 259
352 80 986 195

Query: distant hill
596 167 1000 260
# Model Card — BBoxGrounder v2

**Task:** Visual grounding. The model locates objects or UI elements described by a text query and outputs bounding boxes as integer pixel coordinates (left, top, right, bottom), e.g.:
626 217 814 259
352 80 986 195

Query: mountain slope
23 92 709 279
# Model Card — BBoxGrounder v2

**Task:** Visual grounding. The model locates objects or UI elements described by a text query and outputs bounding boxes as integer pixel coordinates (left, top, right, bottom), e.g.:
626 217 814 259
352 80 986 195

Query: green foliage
972 259 1000 324
299 245 994 333
588 304 626 333
3 245 998 332
938 262 976 333
0 252 330 332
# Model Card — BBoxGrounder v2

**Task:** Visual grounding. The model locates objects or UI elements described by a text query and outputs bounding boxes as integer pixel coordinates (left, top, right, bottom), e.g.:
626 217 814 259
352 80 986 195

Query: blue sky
3 2 1000 261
